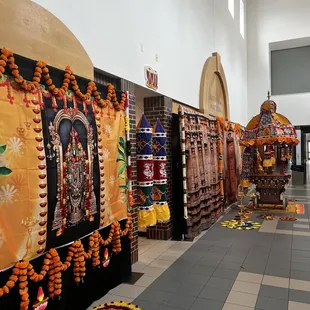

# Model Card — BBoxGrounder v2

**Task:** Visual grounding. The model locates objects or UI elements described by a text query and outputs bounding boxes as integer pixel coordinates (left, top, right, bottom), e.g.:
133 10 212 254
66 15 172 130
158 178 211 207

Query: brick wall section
120 80 138 264
144 96 173 240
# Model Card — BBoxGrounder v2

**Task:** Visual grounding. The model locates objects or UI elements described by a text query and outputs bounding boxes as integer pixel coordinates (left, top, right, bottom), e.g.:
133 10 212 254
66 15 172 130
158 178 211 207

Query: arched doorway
199 52 230 120
200 53 239 206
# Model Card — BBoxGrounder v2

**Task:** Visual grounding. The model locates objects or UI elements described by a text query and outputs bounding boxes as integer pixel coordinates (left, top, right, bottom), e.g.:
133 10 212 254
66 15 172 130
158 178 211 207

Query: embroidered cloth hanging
152 119 170 223
136 115 156 227
0 74 129 270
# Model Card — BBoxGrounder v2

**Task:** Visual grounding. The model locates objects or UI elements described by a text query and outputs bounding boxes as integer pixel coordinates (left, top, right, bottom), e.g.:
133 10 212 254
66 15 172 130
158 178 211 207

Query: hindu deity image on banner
0 74 129 269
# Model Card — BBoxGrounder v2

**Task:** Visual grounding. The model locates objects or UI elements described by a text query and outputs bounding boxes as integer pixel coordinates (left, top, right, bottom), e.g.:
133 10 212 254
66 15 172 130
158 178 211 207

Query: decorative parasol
240 92 299 147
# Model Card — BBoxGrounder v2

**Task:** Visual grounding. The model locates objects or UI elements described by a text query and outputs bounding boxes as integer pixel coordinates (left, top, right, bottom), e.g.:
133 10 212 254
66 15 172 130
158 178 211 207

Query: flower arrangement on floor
93 301 141 310
0 48 126 110
0 215 133 310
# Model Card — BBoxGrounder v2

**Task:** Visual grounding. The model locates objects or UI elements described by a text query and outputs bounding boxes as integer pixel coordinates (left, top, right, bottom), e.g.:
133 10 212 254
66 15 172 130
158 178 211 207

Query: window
271 46 310 95
308 141 310 160
228 0 234 18
240 0 244 38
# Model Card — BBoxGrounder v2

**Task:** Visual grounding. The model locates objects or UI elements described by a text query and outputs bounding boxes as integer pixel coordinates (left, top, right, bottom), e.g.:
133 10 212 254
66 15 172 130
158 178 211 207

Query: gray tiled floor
130 186 310 309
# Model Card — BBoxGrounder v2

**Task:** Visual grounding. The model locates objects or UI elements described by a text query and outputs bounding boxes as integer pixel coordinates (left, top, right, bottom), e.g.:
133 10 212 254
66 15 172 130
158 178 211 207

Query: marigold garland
0 215 133 310
0 48 126 110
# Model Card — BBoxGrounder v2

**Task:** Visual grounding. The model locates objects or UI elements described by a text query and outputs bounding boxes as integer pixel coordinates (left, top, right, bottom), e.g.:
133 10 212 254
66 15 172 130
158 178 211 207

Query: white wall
33 0 248 125
247 0 310 125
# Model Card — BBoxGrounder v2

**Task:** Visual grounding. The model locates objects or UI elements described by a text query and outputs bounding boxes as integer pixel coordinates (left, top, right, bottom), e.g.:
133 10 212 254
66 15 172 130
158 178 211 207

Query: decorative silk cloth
0 75 129 269
136 115 156 228
0 78 48 269
152 119 170 222
181 112 222 239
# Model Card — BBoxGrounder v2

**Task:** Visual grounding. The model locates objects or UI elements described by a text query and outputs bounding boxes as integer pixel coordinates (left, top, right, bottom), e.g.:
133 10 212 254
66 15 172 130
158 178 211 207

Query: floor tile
150 259 174 269
213 268 239 280
290 279 310 292
102 294 134 303
158 305 183 310
291 262 310 272
262 275 289 288
163 293 196 310
290 269 310 281
241 263 266 274
138 255 156 265
134 275 156 287
226 291 258 308
139 251 163 259
158 253 180 262
174 282 204 297
132 262 148 272
294 223 310 229
222 304 254 310
196 257 221 267
264 267 290 278
149 279 180 293
291 255 310 264
237 272 263 284
223 254 246 263
199 286 230 302
137 289 169 303
288 301 310 310
232 280 261 295
218 260 243 270
113 284 145 299
289 289 310 304
134 300 160 309
191 265 216 276
190 298 224 310
259 284 289 300
142 266 166 277
255 296 288 309
182 273 210 286
206 277 235 290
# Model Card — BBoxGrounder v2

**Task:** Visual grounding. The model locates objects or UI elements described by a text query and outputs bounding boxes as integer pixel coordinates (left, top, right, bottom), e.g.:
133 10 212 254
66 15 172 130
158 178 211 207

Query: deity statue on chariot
240 92 299 209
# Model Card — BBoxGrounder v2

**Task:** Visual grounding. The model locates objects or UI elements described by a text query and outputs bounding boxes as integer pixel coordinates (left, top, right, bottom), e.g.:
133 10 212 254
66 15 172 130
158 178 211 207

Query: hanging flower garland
0 48 126 110
0 215 133 310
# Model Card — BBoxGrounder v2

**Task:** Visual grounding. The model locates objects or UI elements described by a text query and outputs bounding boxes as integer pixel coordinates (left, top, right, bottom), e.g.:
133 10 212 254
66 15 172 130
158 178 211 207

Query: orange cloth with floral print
0 80 48 270
94 105 128 228
0 77 129 270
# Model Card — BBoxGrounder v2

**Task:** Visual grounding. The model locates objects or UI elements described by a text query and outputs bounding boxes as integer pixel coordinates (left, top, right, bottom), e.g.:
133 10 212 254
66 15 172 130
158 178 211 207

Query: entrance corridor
90 185 310 309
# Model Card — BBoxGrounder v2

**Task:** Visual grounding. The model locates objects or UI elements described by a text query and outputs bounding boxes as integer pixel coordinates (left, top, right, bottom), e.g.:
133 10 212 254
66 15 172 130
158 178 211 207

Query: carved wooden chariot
240 93 299 209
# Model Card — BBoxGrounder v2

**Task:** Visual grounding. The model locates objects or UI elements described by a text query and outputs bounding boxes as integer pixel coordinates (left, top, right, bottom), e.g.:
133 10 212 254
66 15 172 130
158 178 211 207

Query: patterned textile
136 115 156 227
241 147 255 188
0 75 129 270
241 99 299 146
0 79 48 269
153 119 170 222
181 112 222 239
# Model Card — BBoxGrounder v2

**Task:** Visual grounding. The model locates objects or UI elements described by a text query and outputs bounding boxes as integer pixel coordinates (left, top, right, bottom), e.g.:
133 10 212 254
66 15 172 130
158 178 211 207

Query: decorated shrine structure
240 93 299 208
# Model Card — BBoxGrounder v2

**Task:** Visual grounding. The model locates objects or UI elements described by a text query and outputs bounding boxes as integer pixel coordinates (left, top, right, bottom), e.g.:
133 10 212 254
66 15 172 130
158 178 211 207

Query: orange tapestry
0 76 129 270
0 81 48 269
94 105 128 228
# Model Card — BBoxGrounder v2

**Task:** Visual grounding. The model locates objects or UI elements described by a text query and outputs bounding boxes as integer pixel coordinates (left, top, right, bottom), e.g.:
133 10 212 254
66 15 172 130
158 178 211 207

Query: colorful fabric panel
136 115 156 227
153 119 170 223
